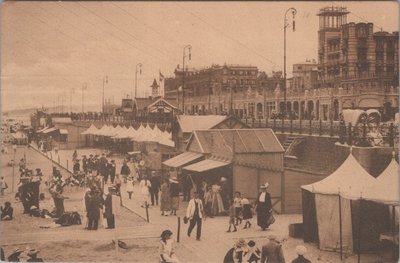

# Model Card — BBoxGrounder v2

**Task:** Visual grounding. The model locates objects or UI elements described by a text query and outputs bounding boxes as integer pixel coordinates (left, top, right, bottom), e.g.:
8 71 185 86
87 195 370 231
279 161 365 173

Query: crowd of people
223 236 312 263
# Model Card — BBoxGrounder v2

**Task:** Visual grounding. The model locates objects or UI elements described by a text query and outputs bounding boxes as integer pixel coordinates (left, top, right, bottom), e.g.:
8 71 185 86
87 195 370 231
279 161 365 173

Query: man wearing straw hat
255 182 273 231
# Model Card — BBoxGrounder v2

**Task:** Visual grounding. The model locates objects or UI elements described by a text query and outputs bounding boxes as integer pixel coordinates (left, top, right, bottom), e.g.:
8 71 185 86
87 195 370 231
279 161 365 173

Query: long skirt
257 207 271 229
160 192 171 211
171 197 179 210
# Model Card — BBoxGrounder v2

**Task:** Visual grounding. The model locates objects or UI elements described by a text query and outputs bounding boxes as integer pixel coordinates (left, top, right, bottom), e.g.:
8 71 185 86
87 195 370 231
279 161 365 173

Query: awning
42 127 58 134
183 159 230 172
59 129 69 134
163 152 203 168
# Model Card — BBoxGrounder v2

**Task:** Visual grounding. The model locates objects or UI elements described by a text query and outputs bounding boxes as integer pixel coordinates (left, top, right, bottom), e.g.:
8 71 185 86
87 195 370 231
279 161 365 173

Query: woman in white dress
159 230 179 263
139 175 151 208
126 176 135 199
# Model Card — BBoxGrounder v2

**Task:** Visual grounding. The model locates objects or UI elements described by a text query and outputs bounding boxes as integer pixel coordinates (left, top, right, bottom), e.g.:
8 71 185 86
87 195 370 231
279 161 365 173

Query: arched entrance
333 99 339 121
287 102 292 117
293 101 299 119
279 102 285 114
307 101 314 120
256 103 263 119
300 101 305 120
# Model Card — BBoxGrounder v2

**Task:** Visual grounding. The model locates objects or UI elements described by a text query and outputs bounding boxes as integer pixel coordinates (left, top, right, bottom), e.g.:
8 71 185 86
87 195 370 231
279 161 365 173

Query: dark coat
87 193 104 219
120 164 130 176
104 194 113 218
149 176 160 192
292 256 311 263
169 183 180 197
256 192 272 229
261 240 285 263
108 163 116 177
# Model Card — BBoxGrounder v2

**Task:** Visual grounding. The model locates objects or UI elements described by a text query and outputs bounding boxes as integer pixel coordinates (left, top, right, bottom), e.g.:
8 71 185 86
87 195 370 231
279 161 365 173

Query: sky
1 1 398 112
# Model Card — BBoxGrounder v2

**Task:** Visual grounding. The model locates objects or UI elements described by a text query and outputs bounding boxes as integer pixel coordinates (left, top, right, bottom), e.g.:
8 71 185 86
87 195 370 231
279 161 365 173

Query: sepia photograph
0 1 399 262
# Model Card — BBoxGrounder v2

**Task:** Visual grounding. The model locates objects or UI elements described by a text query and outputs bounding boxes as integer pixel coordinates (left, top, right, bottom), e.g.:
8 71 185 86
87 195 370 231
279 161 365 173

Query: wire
76 2 176 63
349 12 384 32
175 3 280 69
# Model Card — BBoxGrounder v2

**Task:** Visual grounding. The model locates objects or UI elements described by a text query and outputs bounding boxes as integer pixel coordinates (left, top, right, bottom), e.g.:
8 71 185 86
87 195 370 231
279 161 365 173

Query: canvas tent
301 148 377 254
81 124 99 135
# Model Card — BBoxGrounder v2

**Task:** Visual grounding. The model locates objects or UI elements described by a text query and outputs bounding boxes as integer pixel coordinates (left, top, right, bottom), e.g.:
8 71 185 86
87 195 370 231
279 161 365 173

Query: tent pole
338 194 343 261
392 205 396 259
358 198 362 263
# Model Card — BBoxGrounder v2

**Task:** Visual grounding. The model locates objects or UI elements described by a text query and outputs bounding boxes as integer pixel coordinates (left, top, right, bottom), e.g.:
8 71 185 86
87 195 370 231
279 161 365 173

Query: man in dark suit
108 160 116 184
149 171 160 206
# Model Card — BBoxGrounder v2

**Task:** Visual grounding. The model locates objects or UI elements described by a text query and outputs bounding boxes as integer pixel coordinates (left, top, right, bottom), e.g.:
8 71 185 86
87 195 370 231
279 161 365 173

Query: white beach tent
93 125 109 136
108 125 123 137
126 126 138 139
301 148 377 254
356 153 399 206
113 126 129 139
81 124 99 135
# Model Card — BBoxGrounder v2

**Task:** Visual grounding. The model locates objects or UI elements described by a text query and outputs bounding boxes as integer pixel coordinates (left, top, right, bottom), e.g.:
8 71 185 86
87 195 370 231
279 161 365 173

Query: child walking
227 199 237 232
241 198 253 229
233 191 243 226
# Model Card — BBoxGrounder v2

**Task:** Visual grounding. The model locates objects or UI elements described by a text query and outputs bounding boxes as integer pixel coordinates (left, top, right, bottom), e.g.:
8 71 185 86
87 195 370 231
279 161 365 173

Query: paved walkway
30 145 305 261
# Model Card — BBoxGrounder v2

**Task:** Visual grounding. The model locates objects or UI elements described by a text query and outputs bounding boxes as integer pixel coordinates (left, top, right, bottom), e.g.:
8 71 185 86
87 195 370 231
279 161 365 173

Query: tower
317 7 349 80
150 78 160 98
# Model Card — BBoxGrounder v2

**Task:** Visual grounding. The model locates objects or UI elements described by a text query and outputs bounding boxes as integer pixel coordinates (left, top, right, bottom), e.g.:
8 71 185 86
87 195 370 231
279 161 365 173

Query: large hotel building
164 7 398 121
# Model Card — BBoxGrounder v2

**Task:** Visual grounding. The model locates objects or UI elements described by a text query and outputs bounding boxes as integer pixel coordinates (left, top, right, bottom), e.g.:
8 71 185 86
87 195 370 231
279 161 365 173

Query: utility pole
135 63 142 99
82 83 87 113
182 45 192 114
283 7 297 119
103 76 108 121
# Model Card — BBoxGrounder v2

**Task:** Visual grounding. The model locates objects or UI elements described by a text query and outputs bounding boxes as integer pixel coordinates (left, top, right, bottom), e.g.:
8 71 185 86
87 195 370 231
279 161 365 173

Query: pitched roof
189 129 284 154
135 97 157 110
51 117 72 124
302 150 376 195
177 115 227 133
357 155 399 205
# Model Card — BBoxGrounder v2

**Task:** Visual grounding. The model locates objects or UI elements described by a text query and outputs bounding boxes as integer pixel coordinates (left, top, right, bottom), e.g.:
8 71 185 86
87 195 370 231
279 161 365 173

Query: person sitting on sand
1 201 13 220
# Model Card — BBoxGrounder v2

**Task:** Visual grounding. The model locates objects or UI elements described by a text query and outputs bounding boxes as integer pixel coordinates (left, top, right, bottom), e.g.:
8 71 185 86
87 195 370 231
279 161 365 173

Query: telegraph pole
283 8 297 119
82 83 87 113
103 76 108 121
182 45 192 114
135 63 142 99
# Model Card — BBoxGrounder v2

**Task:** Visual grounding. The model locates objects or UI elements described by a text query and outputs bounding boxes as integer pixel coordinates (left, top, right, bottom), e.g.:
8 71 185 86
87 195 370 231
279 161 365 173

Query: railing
241 117 398 147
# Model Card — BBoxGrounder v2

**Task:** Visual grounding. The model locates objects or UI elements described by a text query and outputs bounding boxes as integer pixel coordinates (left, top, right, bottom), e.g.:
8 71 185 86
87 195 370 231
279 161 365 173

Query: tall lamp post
135 63 142 99
102 76 108 121
283 7 297 119
182 44 192 114
82 83 87 114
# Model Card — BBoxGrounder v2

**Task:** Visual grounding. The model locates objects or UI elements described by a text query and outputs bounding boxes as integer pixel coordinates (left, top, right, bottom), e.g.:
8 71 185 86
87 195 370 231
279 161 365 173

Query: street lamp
102 76 108 121
283 7 297 119
182 44 192 114
135 63 142 99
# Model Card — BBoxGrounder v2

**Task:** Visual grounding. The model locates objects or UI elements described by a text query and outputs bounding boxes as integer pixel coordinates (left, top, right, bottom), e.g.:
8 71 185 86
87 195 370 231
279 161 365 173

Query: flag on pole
159 71 164 82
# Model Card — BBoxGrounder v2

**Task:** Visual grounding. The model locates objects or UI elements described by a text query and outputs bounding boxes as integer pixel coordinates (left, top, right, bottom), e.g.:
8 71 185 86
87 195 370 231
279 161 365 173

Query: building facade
164 6 398 121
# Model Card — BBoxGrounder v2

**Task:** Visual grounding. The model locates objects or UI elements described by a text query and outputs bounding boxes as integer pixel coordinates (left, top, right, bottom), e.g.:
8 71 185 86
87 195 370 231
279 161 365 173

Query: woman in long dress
169 177 180 216
255 183 272 231
211 184 225 216
160 179 171 216
139 175 151 208
126 176 135 199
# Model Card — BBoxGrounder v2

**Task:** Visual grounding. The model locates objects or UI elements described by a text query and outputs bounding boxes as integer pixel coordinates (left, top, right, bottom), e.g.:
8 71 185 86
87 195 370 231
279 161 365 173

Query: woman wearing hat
159 230 179 263
255 183 272 231
169 176 180 216
291 245 311 263
27 249 43 262
160 178 171 216
223 238 248 263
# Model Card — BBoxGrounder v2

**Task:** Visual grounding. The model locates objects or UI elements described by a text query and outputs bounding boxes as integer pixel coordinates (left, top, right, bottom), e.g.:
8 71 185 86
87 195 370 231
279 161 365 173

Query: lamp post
82 83 87 113
135 63 142 99
283 7 297 119
102 76 108 121
182 45 192 114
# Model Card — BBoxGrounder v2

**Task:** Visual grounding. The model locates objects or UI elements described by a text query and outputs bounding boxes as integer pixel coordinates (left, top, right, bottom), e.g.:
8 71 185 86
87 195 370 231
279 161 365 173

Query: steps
283 136 305 157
